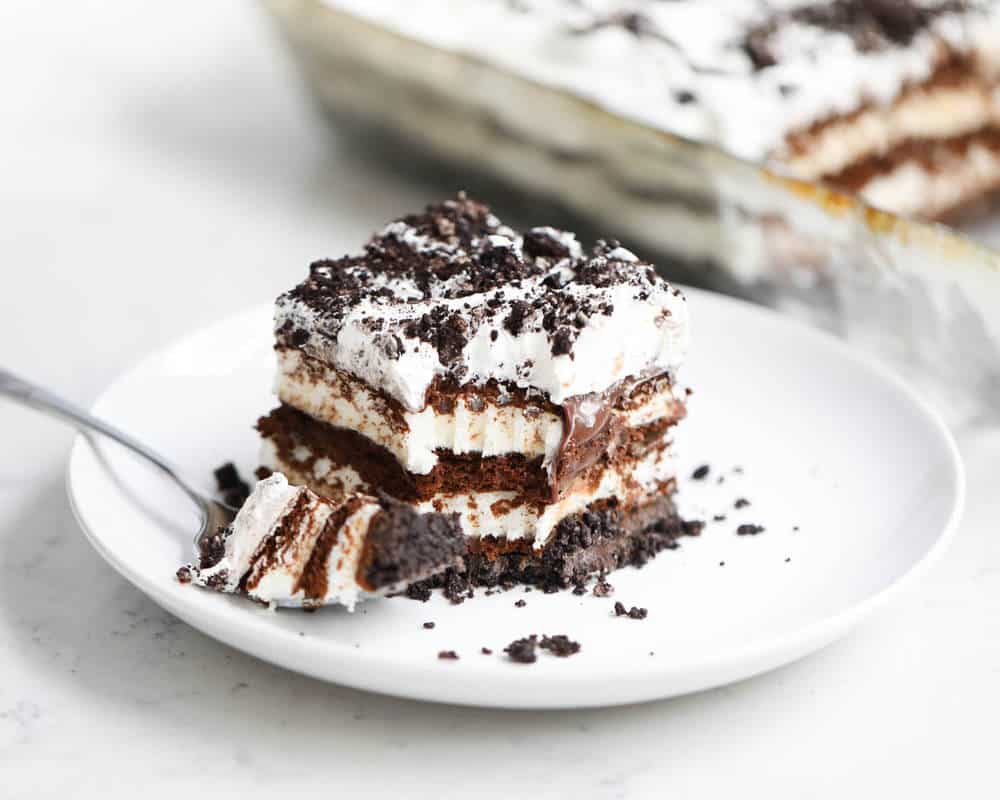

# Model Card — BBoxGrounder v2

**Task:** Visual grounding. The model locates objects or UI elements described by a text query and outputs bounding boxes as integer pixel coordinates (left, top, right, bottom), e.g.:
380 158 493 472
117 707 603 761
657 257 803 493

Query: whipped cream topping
321 0 1000 166
276 194 689 412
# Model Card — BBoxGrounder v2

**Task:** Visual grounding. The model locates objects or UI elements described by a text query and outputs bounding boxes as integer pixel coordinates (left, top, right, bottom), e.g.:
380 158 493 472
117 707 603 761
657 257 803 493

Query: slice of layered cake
179 473 466 609
258 194 697 588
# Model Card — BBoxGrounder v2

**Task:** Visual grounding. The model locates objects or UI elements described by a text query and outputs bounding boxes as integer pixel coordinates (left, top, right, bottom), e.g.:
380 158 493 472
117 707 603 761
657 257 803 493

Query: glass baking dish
262 0 1000 424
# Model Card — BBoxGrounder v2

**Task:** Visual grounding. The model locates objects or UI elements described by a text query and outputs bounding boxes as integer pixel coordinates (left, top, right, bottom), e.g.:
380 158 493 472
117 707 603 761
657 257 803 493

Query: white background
1 3 999 797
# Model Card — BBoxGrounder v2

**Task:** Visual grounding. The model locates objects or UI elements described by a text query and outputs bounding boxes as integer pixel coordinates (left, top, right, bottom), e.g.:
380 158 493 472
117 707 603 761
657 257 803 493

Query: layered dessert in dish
179 473 466 609
257 194 696 589
270 0 1000 221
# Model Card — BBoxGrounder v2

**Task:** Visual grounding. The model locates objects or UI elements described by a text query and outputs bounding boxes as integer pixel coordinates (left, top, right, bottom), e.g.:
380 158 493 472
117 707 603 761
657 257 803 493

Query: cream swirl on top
275 194 689 411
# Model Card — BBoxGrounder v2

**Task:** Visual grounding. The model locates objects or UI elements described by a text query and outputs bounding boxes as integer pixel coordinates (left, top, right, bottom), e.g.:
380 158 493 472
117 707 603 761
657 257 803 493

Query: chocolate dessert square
258 194 696 587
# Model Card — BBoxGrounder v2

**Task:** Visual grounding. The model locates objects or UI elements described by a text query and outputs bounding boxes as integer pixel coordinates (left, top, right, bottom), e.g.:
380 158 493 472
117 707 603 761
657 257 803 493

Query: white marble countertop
1 3 998 797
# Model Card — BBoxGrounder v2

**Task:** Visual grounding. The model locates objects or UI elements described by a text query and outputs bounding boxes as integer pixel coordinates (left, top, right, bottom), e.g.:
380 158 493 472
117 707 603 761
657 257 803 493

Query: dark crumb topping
422 621 436 630
438 650 459 660
691 464 710 480
505 636 538 664
214 462 250 509
505 634 581 663
539 634 581 657
592 580 614 597
614 602 648 620
277 193 671 367
734 497 751 509
197 527 227 571
514 598 527 608
744 0 968 69
443 569 472 604
481 647 493 655
405 582 432 602
737 524 766 536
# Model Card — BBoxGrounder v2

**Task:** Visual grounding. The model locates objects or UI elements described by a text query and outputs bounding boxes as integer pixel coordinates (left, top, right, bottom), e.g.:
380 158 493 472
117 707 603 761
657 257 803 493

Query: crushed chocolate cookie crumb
422 621 436 630
551 327 575 357
404 582 432 602
175 566 193 584
505 636 538 664
572 584 588 596
443 569 470 604
592 580 614 597
481 647 493 655
214 462 251 509
539 635 581 657
438 650 459 660
691 464 710 480
514 599 527 608
737 524 765 536
713 514 727 522
614 601 648 619
734 497 751 509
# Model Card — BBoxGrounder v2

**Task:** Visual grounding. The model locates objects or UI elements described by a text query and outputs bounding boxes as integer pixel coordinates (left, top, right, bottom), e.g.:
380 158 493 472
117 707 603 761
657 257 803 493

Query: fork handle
0 366 204 507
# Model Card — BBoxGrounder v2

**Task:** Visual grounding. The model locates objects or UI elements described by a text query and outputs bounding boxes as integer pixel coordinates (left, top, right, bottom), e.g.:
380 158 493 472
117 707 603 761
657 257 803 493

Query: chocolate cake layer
257 403 680 506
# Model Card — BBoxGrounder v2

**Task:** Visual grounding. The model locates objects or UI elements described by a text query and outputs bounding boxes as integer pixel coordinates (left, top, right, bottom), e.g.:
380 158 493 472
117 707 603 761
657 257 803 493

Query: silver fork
0 367 237 548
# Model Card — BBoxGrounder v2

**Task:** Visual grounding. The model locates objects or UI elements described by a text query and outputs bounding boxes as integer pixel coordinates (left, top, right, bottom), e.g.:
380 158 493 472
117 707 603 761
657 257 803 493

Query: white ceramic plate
67 290 964 708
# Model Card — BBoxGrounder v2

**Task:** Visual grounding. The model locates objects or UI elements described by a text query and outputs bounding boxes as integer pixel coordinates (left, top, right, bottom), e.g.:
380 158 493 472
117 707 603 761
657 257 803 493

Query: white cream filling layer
275 348 683 475
261 441 676 549
275 348 562 474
